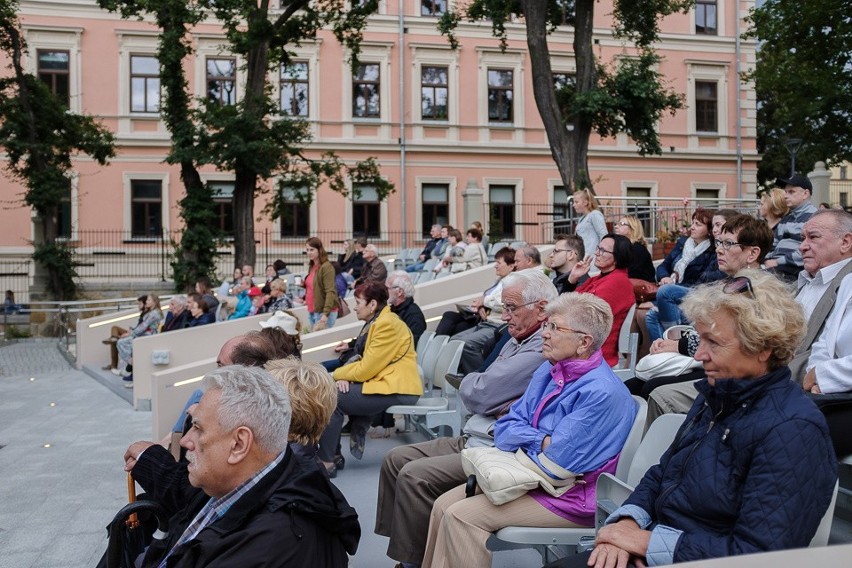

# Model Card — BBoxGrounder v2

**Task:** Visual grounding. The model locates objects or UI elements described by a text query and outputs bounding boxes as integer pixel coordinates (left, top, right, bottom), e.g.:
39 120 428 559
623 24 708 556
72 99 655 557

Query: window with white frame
489 184 515 239
421 183 449 237
130 55 160 113
352 184 381 237
695 80 718 133
280 61 309 117
57 179 73 239
130 179 163 238
353 63 381 118
209 181 235 238
487 69 514 123
421 65 448 120
207 57 237 106
278 187 310 238
626 187 653 239
695 0 718 35
421 0 447 16
37 49 70 107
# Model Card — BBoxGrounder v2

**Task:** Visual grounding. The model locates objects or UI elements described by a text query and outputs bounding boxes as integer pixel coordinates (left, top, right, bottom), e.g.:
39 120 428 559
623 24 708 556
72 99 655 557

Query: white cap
259 311 299 335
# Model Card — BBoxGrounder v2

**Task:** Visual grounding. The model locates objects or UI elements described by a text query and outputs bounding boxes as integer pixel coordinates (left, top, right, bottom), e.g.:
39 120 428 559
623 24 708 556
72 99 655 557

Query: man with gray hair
376 270 557 567
123 366 360 567
407 224 444 272
355 243 388 286
387 271 426 345
514 245 543 272
161 295 190 332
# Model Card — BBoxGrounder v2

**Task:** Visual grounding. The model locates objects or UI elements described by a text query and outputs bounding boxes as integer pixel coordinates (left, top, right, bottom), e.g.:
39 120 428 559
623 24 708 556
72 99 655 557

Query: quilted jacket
621 367 836 564
655 236 717 287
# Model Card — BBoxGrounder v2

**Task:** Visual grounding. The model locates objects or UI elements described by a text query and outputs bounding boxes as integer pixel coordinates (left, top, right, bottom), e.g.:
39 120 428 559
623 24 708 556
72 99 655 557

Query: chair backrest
417 270 436 284
422 258 439 272
416 330 436 367
420 334 449 391
434 270 451 279
616 303 638 371
809 480 839 547
431 340 464 390
614 396 649 481
626 413 687 487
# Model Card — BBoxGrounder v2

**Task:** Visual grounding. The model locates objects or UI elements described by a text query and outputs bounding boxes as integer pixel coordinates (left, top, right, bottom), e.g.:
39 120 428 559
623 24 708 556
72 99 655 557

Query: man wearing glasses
549 234 586 294
375 270 557 568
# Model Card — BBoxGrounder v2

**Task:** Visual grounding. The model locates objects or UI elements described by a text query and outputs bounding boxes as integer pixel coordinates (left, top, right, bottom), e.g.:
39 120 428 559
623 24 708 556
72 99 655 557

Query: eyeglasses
715 239 744 251
595 246 613 256
617 221 630 226
541 321 587 335
501 300 539 314
722 276 753 296
549 248 573 255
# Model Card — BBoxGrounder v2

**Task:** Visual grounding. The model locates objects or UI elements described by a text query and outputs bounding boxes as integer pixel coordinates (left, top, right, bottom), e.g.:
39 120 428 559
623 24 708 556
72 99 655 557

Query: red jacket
576 268 634 366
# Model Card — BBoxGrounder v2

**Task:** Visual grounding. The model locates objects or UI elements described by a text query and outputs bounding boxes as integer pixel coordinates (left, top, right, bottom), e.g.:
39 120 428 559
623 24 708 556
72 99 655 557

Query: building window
626 187 652 239
130 55 160 113
489 185 515 239
421 0 447 16
352 184 380 238
695 80 718 133
487 69 513 123
209 182 234 238
695 0 718 35
207 57 237 105
280 61 309 117
58 180 72 239
353 63 380 118
840 193 848 208
278 188 310 238
841 166 848 180
421 66 448 120
421 184 449 237
696 188 719 202
36 49 70 106
552 184 571 235
130 180 163 238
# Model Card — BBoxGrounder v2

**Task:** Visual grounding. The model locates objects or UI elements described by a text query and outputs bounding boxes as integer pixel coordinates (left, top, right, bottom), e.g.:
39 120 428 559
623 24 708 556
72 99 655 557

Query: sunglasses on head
722 276 753 296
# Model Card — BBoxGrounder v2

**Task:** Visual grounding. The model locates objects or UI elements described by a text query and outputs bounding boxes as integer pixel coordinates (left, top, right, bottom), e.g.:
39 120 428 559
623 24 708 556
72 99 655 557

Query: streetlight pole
784 138 802 176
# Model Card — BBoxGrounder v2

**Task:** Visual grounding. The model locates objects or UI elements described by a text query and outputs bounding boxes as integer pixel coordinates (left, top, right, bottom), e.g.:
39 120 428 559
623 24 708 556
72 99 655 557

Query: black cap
775 174 813 193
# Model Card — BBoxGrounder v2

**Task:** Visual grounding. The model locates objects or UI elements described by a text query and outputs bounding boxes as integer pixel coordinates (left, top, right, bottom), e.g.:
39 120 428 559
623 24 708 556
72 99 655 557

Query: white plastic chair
612 303 639 381
416 330 436 370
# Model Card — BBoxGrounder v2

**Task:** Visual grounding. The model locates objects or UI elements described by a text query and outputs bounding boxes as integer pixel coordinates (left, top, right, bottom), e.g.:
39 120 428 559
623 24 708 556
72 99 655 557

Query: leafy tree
99 0 394 276
744 0 852 183
0 0 115 300
439 0 689 192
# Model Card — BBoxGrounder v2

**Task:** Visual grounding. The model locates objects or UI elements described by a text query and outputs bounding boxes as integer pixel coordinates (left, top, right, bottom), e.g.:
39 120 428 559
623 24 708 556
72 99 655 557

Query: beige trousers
422 484 581 568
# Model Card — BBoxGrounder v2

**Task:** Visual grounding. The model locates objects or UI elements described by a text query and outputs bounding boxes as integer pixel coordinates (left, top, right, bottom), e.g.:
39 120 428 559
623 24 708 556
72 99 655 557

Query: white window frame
273 183 318 242
23 25 83 114
415 176 457 237
476 48 525 144
55 172 80 242
123 172 170 238
686 62 729 146
691 182 727 202
342 42 394 140
483 176 524 241
343 179 390 241
690 0 725 37
274 41 321 136
410 44 459 141
195 35 245 105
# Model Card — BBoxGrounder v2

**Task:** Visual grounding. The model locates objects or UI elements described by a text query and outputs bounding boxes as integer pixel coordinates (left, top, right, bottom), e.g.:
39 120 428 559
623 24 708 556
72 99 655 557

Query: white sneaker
119 368 132 378
110 368 123 376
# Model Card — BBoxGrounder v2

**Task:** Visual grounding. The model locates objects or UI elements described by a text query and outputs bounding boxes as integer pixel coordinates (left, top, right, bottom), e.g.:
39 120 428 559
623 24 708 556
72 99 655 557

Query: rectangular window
487 69 513 123
696 188 719 203
626 187 652 239
353 63 380 118
421 0 447 16
130 180 163 238
209 182 234 238
840 193 848 208
421 184 449 237
37 50 70 106
207 57 237 106
58 180 72 239
695 80 718 133
278 187 310 238
352 184 381 238
489 184 515 239
280 61 309 117
840 166 848 180
130 55 160 113
421 66 448 120
552 184 571 235
695 0 718 35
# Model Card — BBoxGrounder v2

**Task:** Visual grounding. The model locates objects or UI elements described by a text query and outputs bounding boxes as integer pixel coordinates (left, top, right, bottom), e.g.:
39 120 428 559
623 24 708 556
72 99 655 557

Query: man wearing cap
247 286 265 316
764 174 817 281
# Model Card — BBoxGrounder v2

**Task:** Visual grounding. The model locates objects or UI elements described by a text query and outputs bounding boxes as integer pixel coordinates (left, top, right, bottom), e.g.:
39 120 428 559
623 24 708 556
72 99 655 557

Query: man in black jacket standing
123 366 360 567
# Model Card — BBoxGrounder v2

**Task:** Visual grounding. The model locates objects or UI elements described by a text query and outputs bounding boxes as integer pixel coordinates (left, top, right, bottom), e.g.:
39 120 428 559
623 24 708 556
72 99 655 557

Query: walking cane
126 473 139 529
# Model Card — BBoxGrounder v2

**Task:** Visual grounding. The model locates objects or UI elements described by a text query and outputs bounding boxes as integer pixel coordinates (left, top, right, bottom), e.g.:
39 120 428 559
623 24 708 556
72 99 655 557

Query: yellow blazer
333 306 422 396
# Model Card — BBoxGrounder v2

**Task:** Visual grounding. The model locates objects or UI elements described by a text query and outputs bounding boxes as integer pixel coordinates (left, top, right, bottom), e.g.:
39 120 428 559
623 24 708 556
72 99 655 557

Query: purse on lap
629 278 659 303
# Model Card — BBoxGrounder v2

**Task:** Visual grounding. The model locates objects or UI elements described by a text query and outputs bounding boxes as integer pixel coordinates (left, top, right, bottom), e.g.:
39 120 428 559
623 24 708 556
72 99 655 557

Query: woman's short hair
388 271 415 298
604 234 632 270
761 188 789 219
188 292 209 313
692 207 715 229
269 279 287 293
202 365 292 455
621 216 647 246
721 215 774 263
354 280 389 308
265 358 336 446
305 236 329 265
448 228 463 243
545 292 613 353
501 270 558 304
494 246 515 265
466 227 482 241
681 269 805 371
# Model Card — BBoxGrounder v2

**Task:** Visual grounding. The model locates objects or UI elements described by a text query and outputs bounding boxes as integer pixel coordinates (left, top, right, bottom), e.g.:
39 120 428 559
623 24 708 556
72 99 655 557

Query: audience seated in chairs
446 228 487 274
186 293 215 328
407 224 445 273
387 272 427 346
612 216 655 283
376 269 554 567
121 365 359 568
560 270 837 568
435 229 467 274
514 245 543 272
161 295 190 332
226 276 254 320
263 278 293 313
102 294 148 373
420 292 637 568
193 276 219 313
113 294 163 384
549 235 586 295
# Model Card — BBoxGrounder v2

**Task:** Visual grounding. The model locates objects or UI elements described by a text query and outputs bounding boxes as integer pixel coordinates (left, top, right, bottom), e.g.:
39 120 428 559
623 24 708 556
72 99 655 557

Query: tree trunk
572 0 595 191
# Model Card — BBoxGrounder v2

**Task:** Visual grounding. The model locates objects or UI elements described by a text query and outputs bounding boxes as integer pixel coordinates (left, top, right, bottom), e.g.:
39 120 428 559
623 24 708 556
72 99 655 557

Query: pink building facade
0 1 758 294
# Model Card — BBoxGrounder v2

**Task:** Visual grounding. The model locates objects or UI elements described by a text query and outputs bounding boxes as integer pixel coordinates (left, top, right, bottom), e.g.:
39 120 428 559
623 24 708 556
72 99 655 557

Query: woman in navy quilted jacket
588 269 836 568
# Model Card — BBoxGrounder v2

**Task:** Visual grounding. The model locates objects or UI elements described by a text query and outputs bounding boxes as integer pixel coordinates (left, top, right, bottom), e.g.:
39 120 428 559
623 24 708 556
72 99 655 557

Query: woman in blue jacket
589 270 836 568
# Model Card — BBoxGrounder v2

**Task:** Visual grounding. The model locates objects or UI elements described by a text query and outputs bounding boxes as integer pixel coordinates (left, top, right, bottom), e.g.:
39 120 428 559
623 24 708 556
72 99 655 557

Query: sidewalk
0 342 149 568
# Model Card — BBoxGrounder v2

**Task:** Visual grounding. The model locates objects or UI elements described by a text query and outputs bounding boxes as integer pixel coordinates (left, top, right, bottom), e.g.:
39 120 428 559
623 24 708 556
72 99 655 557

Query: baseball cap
774 174 813 193
247 286 263 297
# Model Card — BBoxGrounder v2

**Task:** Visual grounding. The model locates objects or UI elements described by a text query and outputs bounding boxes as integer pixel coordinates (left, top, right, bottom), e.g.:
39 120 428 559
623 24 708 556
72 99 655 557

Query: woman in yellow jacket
318 281 422 476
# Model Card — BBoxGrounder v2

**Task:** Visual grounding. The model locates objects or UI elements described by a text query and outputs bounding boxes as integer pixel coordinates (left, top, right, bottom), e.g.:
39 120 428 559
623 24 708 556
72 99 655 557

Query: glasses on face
715 239 744 251
549 248 572 256
617 221 630 227
541 321 587 335
595 246 613 256
501 300 539 315
722 276 753 296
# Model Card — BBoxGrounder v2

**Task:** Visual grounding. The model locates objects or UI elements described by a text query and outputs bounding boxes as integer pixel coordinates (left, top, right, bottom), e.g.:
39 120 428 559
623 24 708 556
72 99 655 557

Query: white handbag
635 352 703 381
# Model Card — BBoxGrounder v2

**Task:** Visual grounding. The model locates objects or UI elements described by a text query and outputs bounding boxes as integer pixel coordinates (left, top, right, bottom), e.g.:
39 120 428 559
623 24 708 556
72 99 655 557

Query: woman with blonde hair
613 215 655 282
304 236 339 330
572 188 607 266
759 187 789 239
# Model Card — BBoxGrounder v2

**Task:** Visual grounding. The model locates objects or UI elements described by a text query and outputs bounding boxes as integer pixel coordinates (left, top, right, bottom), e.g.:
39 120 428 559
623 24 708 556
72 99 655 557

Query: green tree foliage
744 0 852 183
0 0 115 299
439 0 689 192
99 0 394 276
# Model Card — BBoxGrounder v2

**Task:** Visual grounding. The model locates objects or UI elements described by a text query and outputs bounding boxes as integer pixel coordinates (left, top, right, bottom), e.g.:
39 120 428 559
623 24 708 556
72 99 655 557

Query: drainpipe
735 0 743 198
399 0 407 247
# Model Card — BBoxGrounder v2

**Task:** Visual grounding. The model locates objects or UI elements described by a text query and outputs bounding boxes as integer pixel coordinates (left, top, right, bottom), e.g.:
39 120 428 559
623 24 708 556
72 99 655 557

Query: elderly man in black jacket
123 366 359 567
386 271 427 345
